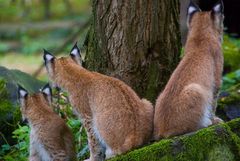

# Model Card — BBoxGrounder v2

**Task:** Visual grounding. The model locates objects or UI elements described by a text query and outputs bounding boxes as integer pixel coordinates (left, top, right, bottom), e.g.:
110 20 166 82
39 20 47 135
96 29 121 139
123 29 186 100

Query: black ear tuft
212 0 224 14
43 49 55 63
17 84 28 101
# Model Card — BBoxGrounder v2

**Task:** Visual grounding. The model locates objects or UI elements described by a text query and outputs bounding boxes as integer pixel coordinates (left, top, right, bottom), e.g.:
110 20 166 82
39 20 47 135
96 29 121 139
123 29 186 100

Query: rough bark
85 0 181 101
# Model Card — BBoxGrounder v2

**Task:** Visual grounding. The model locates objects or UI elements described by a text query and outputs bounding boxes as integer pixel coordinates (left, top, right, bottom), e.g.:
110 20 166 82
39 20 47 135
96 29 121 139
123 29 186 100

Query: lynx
18 84 76 161
154 0 224 139
43 44 153 161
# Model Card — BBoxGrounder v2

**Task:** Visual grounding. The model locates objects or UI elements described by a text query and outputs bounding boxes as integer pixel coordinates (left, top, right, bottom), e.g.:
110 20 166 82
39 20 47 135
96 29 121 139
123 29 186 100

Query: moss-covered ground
110 118 240 161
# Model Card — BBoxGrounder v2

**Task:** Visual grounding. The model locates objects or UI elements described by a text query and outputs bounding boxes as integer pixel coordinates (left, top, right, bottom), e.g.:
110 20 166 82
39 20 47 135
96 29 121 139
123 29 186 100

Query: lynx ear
70 42 82 66
41 83 52 105
43 49 55 63
17 84 28 107
187 1 201 27
43 49 55 75
211 0 224 30
212 0 224 14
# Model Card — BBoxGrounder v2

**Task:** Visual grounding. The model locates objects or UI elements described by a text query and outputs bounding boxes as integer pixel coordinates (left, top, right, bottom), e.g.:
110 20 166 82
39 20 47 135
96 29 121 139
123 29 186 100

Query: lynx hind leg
163 83 212 137
29 155 41 161
105 148 115 159
185 84 213 128
117 133 137 155
212 116 224 125
211 89 223 125
84 120 105 161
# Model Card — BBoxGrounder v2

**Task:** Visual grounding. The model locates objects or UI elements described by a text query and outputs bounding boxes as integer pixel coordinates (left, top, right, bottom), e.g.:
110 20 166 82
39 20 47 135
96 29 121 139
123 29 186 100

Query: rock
225 104 240 120
0 66 45 103
0 66 45 145
217 83 240 121
110 118 240 161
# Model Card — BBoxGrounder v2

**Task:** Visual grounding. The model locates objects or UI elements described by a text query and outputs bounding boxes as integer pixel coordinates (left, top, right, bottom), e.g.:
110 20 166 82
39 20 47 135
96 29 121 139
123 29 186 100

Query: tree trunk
85 0 181 102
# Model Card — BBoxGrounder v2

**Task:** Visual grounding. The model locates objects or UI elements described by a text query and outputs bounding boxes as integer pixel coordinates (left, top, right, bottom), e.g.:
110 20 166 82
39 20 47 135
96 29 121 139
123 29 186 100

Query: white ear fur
188 6 198 15
18 85 28 107
213 4 221 13
19 89 28 98
70 43 82 66
43 49 55 62
43 49 55 75
212 0 223 14
41 84 52 104
71 48 80 57
187 1 201 28
42 87 51 96
45 54 54 61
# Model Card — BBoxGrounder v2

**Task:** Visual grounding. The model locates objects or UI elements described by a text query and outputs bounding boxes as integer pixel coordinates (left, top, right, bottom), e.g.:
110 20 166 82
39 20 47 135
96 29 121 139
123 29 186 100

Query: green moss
0 79 14 122
111 139 175 161
208 145 234 161
110 119 240 161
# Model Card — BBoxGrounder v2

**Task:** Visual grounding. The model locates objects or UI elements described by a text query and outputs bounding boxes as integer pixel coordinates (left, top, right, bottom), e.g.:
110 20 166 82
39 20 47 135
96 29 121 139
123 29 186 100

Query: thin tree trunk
85 0 181 102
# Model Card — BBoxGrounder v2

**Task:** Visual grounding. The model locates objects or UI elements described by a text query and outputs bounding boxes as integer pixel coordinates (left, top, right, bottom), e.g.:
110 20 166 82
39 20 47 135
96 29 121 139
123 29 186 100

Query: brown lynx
43 44 153 161
18 84 76 161
154 0 224 139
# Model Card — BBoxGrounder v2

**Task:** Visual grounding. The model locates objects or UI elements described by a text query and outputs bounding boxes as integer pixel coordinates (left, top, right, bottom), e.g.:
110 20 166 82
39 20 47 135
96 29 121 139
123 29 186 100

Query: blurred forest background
0 0 240 160
0 0 91 80
0 0 91 160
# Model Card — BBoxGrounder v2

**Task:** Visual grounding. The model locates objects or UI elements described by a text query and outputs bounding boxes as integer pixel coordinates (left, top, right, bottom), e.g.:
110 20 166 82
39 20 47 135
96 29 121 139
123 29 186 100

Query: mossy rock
110 118 240 161
0 66 45 145
0 66 45 103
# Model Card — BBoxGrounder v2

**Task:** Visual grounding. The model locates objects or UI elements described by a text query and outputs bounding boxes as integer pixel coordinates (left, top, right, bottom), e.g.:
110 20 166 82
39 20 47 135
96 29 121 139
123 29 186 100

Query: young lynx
43 44 153 161
18 84 76 161
154 0 224 139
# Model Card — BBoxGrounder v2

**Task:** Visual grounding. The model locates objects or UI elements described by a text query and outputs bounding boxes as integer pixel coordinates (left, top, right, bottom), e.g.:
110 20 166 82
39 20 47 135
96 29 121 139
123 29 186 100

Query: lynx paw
105 148 115 159
83 158 91 161
212 116 223 125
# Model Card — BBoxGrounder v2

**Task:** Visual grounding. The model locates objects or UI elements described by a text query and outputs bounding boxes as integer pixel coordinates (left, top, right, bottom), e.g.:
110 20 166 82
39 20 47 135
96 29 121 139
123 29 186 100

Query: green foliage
0 0 90 22
223 35 240 71
0 125 29 161
222 69 240 91
0 79 14 121
52 89 89 160
0 43 10 53
67 118 89 160
0 0 91 55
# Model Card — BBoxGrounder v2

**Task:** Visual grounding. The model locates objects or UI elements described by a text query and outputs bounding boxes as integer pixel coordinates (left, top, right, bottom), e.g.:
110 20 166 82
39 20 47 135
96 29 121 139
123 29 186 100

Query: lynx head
17 84 52 123
43 43 82 81
187 0 224 37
